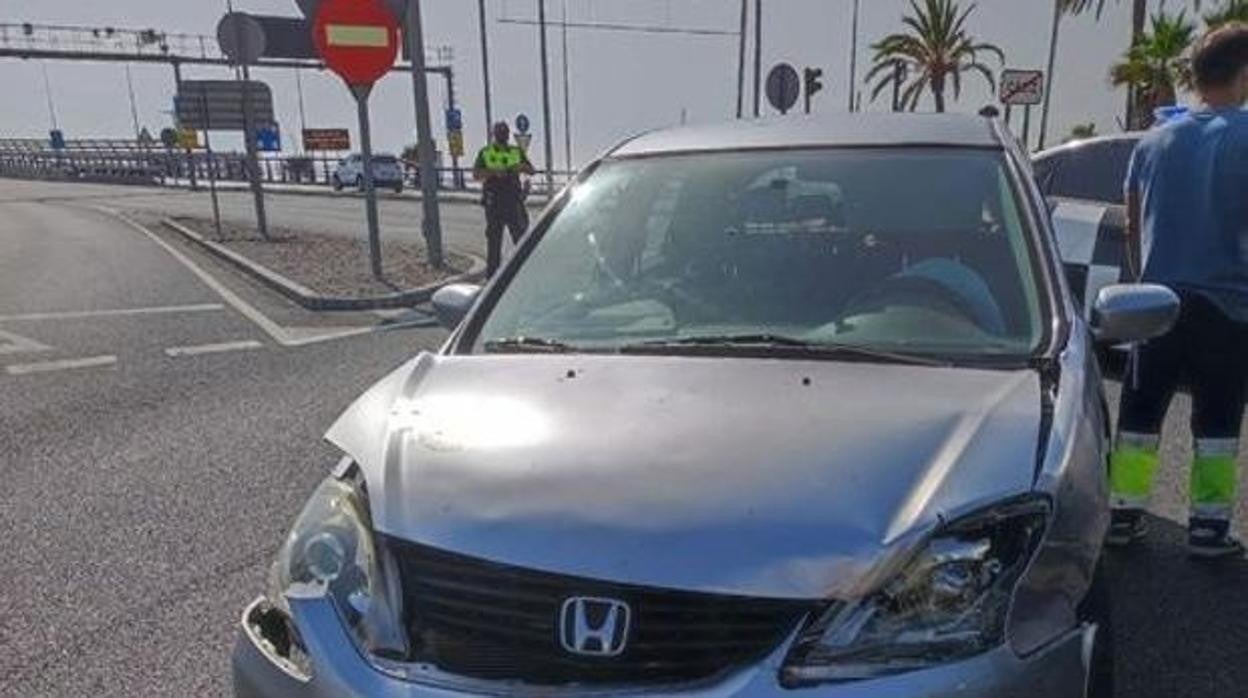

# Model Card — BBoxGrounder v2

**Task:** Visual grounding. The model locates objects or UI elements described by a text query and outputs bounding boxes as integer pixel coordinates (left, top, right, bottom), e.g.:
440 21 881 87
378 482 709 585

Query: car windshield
374 156 398 165
474 148 1046 359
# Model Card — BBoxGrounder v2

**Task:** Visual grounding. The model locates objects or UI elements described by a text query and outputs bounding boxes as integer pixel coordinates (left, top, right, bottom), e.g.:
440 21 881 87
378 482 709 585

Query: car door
1034 137 1139 317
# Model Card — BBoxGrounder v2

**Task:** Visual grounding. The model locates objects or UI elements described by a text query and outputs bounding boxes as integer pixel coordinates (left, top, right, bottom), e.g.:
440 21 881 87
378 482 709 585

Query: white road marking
0 303 224 323
91 207 429 350
0 329 52 355
164 340 264 357
5 355 117 376
96 207 294 346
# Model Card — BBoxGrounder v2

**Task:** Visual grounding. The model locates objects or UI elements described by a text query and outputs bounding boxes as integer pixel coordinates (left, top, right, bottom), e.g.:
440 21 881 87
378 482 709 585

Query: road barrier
0 138 575 196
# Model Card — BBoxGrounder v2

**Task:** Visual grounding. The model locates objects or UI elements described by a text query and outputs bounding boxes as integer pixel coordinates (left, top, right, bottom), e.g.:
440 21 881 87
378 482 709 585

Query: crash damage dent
1009 325 1109 656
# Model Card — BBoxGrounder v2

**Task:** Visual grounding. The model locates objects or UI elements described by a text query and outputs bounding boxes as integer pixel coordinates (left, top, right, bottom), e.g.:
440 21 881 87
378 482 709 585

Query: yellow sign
447 130 464 158
177 128 201 150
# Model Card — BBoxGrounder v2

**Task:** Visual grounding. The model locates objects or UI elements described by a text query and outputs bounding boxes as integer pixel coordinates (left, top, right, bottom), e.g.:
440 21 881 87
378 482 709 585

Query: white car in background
1032 133 1148 319
331 153 405 194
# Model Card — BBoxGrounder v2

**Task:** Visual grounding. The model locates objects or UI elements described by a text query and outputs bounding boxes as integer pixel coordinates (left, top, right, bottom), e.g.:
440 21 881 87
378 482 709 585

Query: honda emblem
559 596 631 657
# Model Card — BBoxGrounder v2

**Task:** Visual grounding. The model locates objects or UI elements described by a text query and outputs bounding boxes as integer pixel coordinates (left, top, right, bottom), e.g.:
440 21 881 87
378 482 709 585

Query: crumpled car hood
327 353 1040 600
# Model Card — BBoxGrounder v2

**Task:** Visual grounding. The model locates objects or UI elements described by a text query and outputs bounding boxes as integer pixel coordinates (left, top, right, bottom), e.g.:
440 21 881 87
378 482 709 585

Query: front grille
385 537 820 687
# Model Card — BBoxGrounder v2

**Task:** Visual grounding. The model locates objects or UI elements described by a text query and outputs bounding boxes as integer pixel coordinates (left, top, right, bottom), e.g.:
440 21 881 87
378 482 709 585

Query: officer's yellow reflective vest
480 143 524 171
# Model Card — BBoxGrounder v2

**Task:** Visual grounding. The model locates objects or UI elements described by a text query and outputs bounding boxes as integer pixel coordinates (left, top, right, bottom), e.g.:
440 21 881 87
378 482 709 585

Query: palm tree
864 0 1004 113
1203 0 1248 27
1040 0 1150 149
1110 11 1198 120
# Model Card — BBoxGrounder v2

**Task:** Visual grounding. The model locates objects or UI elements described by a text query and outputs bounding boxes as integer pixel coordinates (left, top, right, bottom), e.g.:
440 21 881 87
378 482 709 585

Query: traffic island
163 216 484 311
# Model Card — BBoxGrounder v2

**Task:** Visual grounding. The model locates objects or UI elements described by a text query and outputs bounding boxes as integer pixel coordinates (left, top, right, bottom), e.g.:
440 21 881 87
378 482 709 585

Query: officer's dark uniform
474 142 531 277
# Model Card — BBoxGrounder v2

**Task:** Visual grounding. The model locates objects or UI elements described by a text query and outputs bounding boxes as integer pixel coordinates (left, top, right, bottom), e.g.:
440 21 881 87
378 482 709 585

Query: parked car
331 153 404 193
1032 133 1145 318
234 113 1181 698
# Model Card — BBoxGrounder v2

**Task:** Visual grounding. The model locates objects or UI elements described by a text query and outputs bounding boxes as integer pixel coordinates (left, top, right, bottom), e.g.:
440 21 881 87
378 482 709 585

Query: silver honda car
233 113 1179 697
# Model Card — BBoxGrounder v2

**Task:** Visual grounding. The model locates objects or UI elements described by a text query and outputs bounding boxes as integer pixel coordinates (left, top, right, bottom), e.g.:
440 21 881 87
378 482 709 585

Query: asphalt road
0 177 501 261
2 178 1247 698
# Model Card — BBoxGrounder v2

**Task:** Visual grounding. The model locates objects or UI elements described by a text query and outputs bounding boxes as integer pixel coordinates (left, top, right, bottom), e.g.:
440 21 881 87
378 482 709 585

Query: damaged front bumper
232 595 1094 698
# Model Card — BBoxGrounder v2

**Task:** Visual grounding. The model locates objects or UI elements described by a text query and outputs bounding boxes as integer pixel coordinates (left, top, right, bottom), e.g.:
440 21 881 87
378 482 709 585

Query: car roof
1033 131 1145 159
610 112 1004 158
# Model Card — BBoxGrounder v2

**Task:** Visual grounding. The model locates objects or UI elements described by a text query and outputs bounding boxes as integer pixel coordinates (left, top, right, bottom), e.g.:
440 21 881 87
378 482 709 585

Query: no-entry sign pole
312 0 402 280
355 87 382 278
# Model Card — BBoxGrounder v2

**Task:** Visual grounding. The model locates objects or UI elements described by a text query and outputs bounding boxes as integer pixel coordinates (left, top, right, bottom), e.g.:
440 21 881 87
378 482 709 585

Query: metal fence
0 138 575 195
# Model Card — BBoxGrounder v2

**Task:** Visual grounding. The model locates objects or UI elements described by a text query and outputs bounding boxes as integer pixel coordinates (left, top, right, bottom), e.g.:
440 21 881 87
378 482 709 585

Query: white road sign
1000 69 1045 106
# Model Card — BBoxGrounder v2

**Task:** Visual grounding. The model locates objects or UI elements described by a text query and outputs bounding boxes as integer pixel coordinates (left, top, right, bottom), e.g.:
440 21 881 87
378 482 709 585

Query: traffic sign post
255 125 282 152
403 0 445 268
766 63 801 115
217 11 271 241
302 128 350 151
999 69 1044 106
174 80 276 130
445 107 463 132
1000 69 1044 150
803 67 824 114
515 114 531 134
312 0 402 279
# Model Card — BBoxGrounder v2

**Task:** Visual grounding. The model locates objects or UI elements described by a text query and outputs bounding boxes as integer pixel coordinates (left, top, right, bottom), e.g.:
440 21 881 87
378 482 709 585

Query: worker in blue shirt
1108 23 1248 558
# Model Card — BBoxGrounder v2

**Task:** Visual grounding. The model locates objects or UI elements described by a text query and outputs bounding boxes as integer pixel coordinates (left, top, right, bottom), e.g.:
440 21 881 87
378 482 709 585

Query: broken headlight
783 497 1050 685
267 472 408 659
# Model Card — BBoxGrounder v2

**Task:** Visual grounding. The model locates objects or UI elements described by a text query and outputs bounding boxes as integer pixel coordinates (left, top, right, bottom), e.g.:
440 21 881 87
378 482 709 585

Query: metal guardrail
0 138 576 195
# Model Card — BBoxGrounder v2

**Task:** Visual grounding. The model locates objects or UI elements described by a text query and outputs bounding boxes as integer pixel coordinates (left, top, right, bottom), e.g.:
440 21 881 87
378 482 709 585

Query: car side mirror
431 283 482 329
1090 284 1180 344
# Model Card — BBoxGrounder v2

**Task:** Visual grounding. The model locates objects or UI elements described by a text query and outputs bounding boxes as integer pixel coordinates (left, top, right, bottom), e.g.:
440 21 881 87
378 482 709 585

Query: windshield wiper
483 337 576 354
623 334 949 366
634 333 817 348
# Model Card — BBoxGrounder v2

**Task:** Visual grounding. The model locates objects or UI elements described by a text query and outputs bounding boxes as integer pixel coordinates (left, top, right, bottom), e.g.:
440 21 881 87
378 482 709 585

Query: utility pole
478 0 494 137
736 0 747 118
538 0 556 197
752 0 762 117
848 0 861 112
407 0 445 267
561 0 573 173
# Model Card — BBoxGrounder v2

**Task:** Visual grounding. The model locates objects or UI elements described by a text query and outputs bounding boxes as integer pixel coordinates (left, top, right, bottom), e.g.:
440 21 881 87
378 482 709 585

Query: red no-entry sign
312 0 400 89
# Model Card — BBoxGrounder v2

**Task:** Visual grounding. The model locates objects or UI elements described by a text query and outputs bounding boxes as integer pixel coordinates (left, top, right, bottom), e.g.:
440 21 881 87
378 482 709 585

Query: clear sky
0 1 1205 166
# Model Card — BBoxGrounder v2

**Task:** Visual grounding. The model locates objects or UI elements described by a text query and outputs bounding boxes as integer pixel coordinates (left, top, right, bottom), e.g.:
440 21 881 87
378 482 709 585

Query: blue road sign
445 107 463 132
49 129 65 150
255 125 281 152
515 113 531 134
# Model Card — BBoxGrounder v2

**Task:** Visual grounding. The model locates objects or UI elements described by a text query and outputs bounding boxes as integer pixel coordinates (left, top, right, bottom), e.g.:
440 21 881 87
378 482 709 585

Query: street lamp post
538 0 555 197
848 0 861 112
753 0 762 117
736 0 747 118
478 0 493 139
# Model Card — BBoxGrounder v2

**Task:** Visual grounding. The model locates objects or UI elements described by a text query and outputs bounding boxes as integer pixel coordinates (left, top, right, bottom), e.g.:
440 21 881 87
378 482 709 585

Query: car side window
1041 140 1138 204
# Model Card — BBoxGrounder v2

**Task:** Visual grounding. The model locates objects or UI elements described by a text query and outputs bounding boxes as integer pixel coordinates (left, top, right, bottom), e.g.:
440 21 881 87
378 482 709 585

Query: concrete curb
161 217 486 311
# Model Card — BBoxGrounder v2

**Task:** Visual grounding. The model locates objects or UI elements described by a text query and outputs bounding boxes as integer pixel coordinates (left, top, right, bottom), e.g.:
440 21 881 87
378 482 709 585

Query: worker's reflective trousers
1110 293 1248 524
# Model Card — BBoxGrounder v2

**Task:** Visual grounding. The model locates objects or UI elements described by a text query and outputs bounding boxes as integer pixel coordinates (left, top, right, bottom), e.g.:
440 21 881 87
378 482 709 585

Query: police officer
1107 23 1248 558
473 121 535 278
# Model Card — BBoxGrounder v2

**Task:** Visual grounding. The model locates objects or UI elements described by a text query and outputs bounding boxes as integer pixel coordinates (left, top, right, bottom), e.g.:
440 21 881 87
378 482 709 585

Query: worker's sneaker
1106 509 1148 546
1188 519 1245 560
